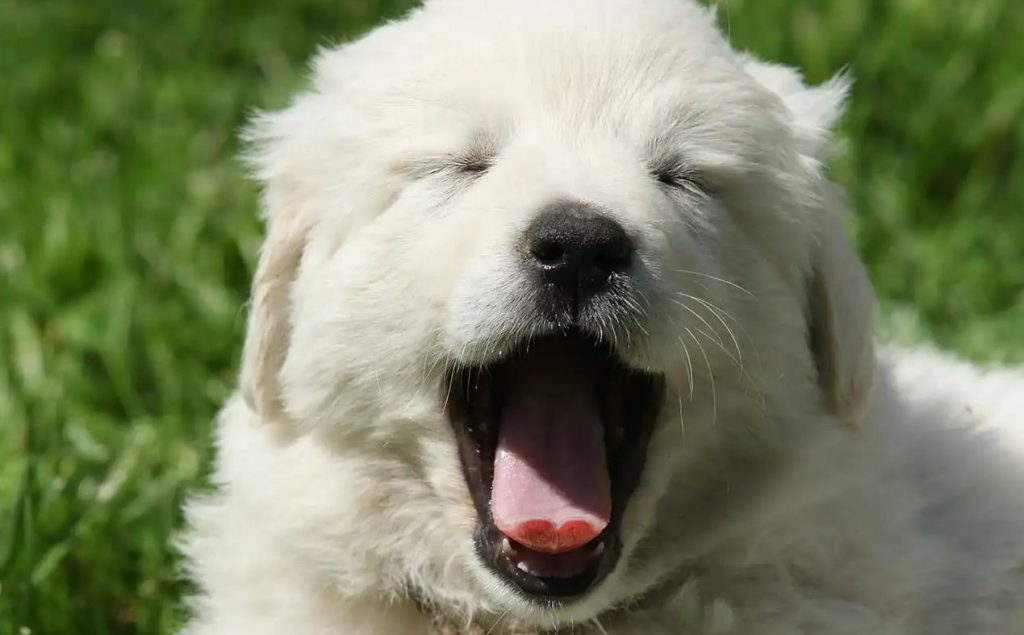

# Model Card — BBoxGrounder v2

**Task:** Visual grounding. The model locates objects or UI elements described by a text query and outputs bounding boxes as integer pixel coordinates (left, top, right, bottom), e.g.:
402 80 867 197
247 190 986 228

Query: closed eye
452 151 493 176
401 150 493 182
651 156 709 196
406 135 499 182
449 129 501 178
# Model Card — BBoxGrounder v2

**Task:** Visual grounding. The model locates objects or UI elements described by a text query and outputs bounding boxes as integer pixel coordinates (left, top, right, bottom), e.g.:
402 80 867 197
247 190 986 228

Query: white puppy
179 1 1024 633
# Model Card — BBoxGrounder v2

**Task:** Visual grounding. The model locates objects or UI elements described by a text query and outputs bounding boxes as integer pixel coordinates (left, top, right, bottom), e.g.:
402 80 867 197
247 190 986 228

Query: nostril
531 240 567 267
594 240 633 274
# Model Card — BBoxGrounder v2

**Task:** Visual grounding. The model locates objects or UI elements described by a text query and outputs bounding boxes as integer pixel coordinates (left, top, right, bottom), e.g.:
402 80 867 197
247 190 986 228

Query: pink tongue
490 341 611 554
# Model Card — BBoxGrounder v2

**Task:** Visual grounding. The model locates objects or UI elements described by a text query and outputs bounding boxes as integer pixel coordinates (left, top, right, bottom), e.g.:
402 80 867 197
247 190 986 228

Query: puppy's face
240 0 875 628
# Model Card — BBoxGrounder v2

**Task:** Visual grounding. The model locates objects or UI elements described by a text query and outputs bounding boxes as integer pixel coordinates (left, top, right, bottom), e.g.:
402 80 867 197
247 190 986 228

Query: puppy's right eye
403 134 500 184
402 153 491 182
450 130 502 178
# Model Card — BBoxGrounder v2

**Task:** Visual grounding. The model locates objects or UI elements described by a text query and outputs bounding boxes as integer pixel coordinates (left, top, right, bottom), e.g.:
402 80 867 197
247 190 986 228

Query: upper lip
444 329 665 602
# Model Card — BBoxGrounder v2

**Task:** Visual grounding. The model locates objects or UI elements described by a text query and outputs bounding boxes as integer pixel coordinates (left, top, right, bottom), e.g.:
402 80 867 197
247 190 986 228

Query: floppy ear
238 188 311 421
742 57 876 423
806 206 876 423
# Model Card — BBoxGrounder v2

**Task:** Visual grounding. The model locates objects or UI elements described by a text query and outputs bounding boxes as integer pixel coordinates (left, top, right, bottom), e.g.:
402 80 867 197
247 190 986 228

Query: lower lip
477 523 614 601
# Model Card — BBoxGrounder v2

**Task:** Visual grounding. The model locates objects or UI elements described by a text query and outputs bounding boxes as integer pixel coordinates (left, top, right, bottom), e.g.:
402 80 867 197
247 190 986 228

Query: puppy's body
180 1 1024 633
183 350 1024 635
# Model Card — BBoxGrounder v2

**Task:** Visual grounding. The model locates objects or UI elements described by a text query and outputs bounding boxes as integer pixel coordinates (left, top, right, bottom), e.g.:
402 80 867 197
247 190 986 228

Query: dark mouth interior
445 330 664 602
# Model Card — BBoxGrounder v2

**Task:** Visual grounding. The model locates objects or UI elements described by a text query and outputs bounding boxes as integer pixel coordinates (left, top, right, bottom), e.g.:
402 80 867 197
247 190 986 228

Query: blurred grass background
0 0 1021 633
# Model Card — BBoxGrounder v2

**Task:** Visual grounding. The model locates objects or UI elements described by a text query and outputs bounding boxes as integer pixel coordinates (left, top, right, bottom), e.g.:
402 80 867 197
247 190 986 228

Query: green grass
1 1 1021 633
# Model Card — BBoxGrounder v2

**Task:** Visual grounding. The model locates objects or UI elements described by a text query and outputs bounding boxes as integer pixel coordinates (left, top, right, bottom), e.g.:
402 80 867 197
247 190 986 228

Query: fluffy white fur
179 1 1024 633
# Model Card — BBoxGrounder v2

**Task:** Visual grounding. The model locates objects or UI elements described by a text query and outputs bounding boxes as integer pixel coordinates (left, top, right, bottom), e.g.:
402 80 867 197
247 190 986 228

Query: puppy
180 1 1024 633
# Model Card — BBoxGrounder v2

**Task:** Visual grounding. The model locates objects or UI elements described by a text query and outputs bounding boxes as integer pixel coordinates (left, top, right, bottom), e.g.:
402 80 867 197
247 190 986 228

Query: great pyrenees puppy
180 0 1024 633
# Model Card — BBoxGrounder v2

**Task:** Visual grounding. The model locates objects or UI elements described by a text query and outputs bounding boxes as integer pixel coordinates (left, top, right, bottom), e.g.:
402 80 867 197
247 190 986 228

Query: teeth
511 554 590 579
504 538 601 579
501 538 516 557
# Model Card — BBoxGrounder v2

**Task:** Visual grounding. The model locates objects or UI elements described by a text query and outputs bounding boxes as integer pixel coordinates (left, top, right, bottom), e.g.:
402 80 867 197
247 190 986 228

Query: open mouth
445 330 665 601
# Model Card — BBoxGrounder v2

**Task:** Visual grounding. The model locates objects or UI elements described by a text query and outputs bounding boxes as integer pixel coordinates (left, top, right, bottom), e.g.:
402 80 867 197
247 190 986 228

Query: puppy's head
239 0 874 628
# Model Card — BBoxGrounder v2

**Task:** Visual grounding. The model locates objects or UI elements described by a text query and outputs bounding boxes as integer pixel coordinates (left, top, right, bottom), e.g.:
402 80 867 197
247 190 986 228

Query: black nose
524 203 633 317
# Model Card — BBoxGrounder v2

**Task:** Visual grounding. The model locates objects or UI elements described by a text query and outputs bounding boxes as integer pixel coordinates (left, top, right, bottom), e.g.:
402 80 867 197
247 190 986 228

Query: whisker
686 326 717 427
676 335 695 399
440 346 468 415
485 608 512 635
669 297 725 349
591 617 612 635
695 327 737 365
665 312 695 399
679 292 743 366
677 390 686 441
630 312 649 338
675 290 764 370
674 268 756 298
